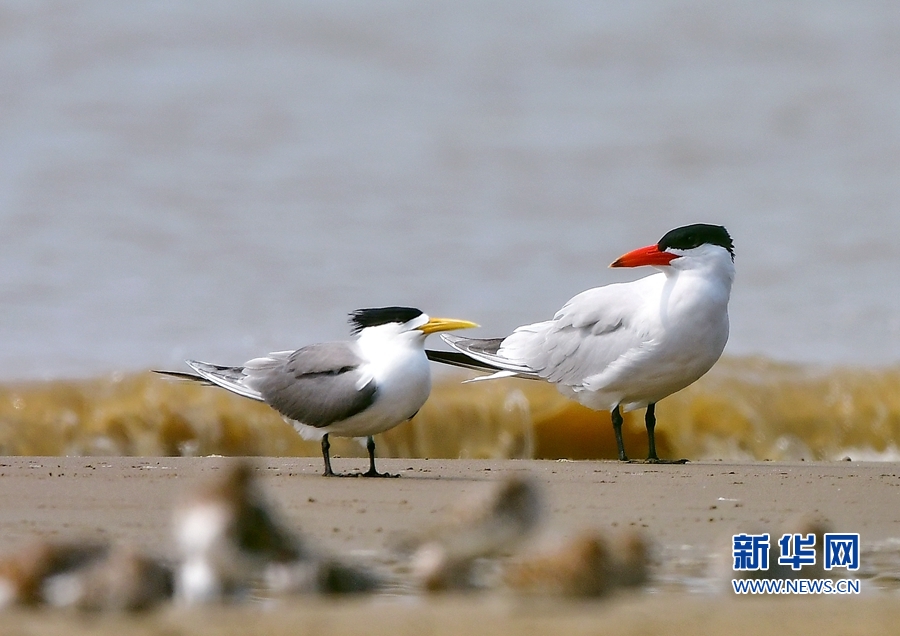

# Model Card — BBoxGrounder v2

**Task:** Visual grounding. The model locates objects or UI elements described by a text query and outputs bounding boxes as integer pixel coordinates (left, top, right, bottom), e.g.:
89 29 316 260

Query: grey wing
247 342 377 428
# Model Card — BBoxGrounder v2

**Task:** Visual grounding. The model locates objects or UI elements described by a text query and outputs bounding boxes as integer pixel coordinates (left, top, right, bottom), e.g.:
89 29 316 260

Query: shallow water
2 357 899 462
1 1 899 383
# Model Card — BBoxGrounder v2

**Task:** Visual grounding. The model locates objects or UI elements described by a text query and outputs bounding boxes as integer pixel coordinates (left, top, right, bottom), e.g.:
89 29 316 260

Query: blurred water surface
1 1 899 380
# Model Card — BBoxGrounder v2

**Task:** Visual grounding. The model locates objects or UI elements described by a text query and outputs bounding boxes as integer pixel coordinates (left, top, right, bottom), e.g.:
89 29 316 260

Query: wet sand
1 457 899 634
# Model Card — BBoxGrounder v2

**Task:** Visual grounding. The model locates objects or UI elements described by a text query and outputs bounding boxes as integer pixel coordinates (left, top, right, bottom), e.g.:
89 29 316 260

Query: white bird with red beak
428 224 735 463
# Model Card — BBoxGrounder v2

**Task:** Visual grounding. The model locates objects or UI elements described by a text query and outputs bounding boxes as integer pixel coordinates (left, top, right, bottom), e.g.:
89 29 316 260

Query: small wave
0 357 898 460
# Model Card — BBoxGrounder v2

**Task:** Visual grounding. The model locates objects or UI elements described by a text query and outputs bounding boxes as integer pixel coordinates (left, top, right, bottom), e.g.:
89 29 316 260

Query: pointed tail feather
152 369 213 384
423 351 524 382
154 361 264 402
184 360 265 402
426 349 500 372
444 335 504 355
430 335 542 382
439 334 539 377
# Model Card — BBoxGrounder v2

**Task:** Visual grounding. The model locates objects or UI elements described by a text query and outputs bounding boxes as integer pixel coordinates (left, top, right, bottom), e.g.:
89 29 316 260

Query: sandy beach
0 457 898 634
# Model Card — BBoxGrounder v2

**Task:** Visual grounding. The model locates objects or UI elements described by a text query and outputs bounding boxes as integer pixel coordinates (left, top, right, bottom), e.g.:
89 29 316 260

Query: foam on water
1 357 898 461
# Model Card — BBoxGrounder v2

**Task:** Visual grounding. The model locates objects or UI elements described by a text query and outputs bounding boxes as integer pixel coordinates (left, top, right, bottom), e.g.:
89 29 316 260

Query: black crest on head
349 307 424 334
658 224 734 259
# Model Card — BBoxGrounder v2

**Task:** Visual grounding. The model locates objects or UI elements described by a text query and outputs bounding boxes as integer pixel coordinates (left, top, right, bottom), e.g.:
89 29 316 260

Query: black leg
645 403 658 461
365 435 378 475
361 436 399 478
643 403 688 464
612 405 628 461
321 434 336 477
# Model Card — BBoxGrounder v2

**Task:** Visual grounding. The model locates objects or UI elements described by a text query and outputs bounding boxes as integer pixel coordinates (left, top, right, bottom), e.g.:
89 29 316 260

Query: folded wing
243 342 378 428
439 282 657 393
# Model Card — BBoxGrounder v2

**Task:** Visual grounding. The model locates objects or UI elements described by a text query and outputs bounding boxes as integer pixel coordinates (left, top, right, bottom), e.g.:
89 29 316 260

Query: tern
427 224 734 463
157 308 477 477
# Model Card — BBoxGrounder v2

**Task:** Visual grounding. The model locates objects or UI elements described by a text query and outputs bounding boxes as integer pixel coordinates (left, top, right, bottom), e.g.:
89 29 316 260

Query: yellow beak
418 317 479 335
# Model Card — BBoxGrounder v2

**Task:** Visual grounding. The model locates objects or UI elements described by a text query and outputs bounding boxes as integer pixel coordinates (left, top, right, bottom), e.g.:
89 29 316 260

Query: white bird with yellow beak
157 307 477 477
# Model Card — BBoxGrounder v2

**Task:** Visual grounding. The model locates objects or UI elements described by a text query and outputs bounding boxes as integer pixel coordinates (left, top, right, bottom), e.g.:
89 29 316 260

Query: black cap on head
658 224 734 259
349 307 424 334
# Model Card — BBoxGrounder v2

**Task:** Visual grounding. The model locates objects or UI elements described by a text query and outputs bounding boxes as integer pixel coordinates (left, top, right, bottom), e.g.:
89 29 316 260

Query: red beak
610 244 678 268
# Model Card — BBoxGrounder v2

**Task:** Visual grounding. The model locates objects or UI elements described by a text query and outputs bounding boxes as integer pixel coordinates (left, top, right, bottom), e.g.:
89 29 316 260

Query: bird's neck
663 253 735 295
